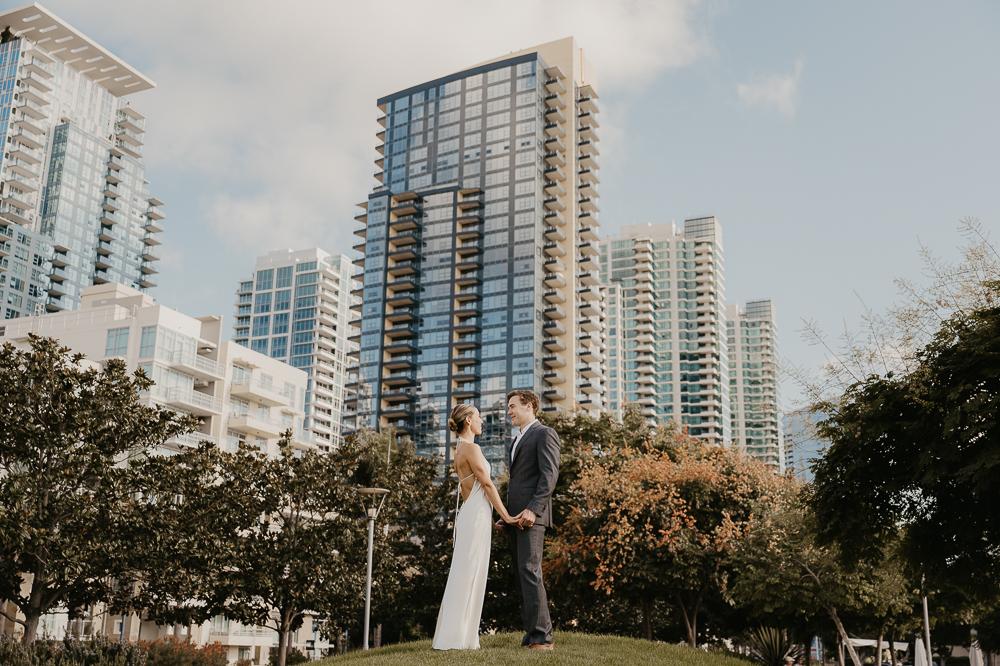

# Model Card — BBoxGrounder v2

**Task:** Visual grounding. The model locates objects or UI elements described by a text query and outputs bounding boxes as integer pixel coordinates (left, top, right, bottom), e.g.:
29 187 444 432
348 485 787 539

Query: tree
548 429 781 646
216 438 364 666
731 487 914 666
111 442 257 635
810 283 1000 633
0 335 194 643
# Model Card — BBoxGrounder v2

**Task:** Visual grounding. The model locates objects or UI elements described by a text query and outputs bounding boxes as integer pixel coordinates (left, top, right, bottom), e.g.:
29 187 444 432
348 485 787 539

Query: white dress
432 463 493 650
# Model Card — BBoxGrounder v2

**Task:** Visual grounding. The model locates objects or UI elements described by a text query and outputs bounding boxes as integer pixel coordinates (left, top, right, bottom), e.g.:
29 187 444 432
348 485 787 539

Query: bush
746 626 801 666
269 647 309 665
142 637 227 666
0 635 148 666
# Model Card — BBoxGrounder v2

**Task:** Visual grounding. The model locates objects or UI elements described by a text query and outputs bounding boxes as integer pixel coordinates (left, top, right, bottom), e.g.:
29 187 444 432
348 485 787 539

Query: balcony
453 384 480 400
544 107 566 124
579 224 599 241
455 318 481 334
383 339 417 355
385 324 417 340
387 260 419 277
390 214 419 231
544 122 565 137
544 289 566 304
453 350 478 366
229 412 285 438
543 336 566 352
386 276 417 293
543 305 566 320
390 201 421 217
456 240 481 256
15 96 48 120
386 306 417 324
384 371 416 388
456 212 483 226
544 180 566 198
455 258 482 273
544 209 565 226
578 271 599 286
543 242 565 259
542 388 566 401
453 334 480 350
165 350 223 381
382 388 417 405
230 376 290 407
162 387 222 416
387 290 417 308
384 354 416 370
543 320 566 337
578 111 600 129
543 370 566 386
543 272 566 288
388 229 419 248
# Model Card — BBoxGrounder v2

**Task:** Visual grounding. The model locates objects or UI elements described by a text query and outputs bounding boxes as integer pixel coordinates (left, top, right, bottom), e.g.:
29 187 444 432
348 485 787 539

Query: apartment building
600 218 731 445
0 4 164 319
234 248 356 452
349 37 605 466
727 299 783 470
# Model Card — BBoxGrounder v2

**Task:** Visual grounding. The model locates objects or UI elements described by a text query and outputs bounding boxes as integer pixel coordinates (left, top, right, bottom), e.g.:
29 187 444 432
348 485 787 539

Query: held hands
495 509 535 531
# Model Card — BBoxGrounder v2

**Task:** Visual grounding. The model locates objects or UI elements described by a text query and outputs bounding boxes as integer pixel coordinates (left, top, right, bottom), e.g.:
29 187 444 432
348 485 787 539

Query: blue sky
41 0 1000 408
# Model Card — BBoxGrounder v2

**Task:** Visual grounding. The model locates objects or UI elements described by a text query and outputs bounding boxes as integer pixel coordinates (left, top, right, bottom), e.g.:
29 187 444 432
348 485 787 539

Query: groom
499 389 560 651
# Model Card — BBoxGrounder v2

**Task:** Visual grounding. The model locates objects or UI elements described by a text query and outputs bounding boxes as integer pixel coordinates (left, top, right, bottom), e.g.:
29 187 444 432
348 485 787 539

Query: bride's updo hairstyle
448 403 475 435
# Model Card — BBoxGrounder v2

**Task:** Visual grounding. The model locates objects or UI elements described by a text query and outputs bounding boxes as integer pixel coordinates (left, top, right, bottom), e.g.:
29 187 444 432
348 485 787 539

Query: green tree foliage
214 438 364 666
0 335 195 643
810 283 1000 642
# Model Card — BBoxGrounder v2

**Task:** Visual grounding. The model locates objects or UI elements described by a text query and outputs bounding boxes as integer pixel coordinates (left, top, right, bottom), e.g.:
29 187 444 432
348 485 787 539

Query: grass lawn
316 631 751 665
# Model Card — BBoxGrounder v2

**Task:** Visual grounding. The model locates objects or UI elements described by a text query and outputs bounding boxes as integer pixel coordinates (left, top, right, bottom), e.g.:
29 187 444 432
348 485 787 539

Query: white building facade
599 218 731 445
0 4 164 320
727 299 784 471
233 248 356 452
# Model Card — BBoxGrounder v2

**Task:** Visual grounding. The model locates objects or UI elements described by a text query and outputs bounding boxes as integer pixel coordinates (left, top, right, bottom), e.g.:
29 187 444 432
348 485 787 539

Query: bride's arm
469 449 516 523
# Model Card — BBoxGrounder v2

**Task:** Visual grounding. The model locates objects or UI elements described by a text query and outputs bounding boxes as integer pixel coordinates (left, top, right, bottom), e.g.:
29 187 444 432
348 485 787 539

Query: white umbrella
914 636 929 666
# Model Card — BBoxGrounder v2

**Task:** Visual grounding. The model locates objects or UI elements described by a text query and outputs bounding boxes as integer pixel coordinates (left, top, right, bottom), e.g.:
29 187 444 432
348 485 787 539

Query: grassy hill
317 631 751 665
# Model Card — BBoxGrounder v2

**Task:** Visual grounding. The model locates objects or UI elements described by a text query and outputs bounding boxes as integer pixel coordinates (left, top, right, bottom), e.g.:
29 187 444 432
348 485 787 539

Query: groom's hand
517 509 536 529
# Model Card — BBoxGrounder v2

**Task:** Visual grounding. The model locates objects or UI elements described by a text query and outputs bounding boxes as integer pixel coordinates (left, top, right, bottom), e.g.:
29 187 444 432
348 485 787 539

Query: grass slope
318 631 750 665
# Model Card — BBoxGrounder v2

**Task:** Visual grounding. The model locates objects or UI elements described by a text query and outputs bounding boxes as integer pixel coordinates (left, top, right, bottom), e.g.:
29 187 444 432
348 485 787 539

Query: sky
35 0 1000 409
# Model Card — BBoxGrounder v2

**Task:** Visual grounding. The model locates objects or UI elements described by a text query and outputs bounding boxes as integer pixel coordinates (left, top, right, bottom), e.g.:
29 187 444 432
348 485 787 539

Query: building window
275 266 293 289
105 327 129 357
255 269 274 291
139 326 156 358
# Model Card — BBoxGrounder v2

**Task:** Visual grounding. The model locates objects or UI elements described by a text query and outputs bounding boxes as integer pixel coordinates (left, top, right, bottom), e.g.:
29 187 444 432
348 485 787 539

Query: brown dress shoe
527 642 555 651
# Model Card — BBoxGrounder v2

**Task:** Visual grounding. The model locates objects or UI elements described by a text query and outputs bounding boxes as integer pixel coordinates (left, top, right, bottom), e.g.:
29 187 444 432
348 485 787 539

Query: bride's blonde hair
448 403 476 435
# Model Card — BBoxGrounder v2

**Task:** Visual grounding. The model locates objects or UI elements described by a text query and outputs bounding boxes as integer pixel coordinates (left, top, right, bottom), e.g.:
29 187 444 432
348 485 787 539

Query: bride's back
452 441 481 501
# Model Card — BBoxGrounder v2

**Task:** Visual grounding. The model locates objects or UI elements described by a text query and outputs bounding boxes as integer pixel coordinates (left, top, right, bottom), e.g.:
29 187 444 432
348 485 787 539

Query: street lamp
357 487 389 650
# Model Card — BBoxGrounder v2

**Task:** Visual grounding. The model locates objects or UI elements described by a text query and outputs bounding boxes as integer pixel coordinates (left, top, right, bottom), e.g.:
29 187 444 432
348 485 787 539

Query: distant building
727 299 784 471
784 408 827 482
234 248 356 451
0 4 165 319
600 218 730 445
0 282 314 457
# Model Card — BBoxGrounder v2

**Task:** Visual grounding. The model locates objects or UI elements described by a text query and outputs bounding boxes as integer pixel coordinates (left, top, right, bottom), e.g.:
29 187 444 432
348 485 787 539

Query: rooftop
1 3 154 97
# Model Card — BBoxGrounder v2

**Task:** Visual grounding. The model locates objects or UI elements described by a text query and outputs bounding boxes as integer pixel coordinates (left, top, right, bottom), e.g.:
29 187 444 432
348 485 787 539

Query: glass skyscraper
0 6 162 320
349 38 605 466
600 218 731 445
234 248 356 452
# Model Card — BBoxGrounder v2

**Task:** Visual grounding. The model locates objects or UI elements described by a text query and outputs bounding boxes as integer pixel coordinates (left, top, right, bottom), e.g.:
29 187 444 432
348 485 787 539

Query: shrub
0 635 148 666
746 626 801 666
142 637 227 666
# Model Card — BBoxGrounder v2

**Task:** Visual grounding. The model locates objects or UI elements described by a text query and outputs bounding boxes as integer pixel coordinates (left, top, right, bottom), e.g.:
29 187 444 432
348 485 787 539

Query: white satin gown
432 463 493 650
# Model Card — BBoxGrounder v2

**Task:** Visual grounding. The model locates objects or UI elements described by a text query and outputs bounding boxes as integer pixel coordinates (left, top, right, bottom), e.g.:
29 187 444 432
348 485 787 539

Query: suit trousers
509 524 553 645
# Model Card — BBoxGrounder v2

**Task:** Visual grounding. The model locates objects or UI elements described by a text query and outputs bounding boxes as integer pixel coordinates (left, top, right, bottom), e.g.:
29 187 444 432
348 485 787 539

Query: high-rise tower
600 218 730 445
348 38 604 465
727 299 783 469
233 248 357 451
0 4 163 320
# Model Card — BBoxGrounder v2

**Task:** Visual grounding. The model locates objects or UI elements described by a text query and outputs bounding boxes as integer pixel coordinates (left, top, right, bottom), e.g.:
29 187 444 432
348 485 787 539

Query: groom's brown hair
506 389 539 413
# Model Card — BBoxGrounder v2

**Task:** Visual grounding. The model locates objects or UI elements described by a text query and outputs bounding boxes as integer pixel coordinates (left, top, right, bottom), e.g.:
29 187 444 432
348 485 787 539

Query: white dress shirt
510 418 538 462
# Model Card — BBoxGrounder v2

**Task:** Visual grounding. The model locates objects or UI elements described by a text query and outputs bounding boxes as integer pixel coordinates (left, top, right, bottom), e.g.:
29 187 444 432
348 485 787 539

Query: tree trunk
277 624 289 666
676 594 699 648
877 630 884 666
837 633 845 666
888 630 898 666
828 606 862 666
640 597 654 641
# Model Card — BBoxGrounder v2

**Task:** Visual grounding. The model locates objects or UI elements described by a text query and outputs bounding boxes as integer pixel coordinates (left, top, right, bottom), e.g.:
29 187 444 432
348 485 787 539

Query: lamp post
357 487 389 650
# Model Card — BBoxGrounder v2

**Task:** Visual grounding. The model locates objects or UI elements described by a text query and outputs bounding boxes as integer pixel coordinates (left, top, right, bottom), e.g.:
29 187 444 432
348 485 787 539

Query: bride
432 403 519 650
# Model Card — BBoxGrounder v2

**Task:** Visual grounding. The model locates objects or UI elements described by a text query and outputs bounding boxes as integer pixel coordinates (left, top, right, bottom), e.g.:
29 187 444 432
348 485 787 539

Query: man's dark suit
506 420 560 646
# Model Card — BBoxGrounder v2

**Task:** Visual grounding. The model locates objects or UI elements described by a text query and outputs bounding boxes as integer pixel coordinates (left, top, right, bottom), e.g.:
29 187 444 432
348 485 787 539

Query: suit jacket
506 422 561 528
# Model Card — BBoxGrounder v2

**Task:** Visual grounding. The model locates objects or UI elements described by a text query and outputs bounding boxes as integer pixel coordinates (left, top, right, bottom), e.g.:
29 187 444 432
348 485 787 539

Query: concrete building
349 37 605 466
600 218 730 445
0 283 315 457
727 299 783 470
0 4 164 319
0 283 321 661
233 248 357 452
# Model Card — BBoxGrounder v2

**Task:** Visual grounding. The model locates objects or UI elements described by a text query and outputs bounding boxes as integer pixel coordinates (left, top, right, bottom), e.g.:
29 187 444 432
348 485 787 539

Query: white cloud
737 59 804 118
48 0 708 256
